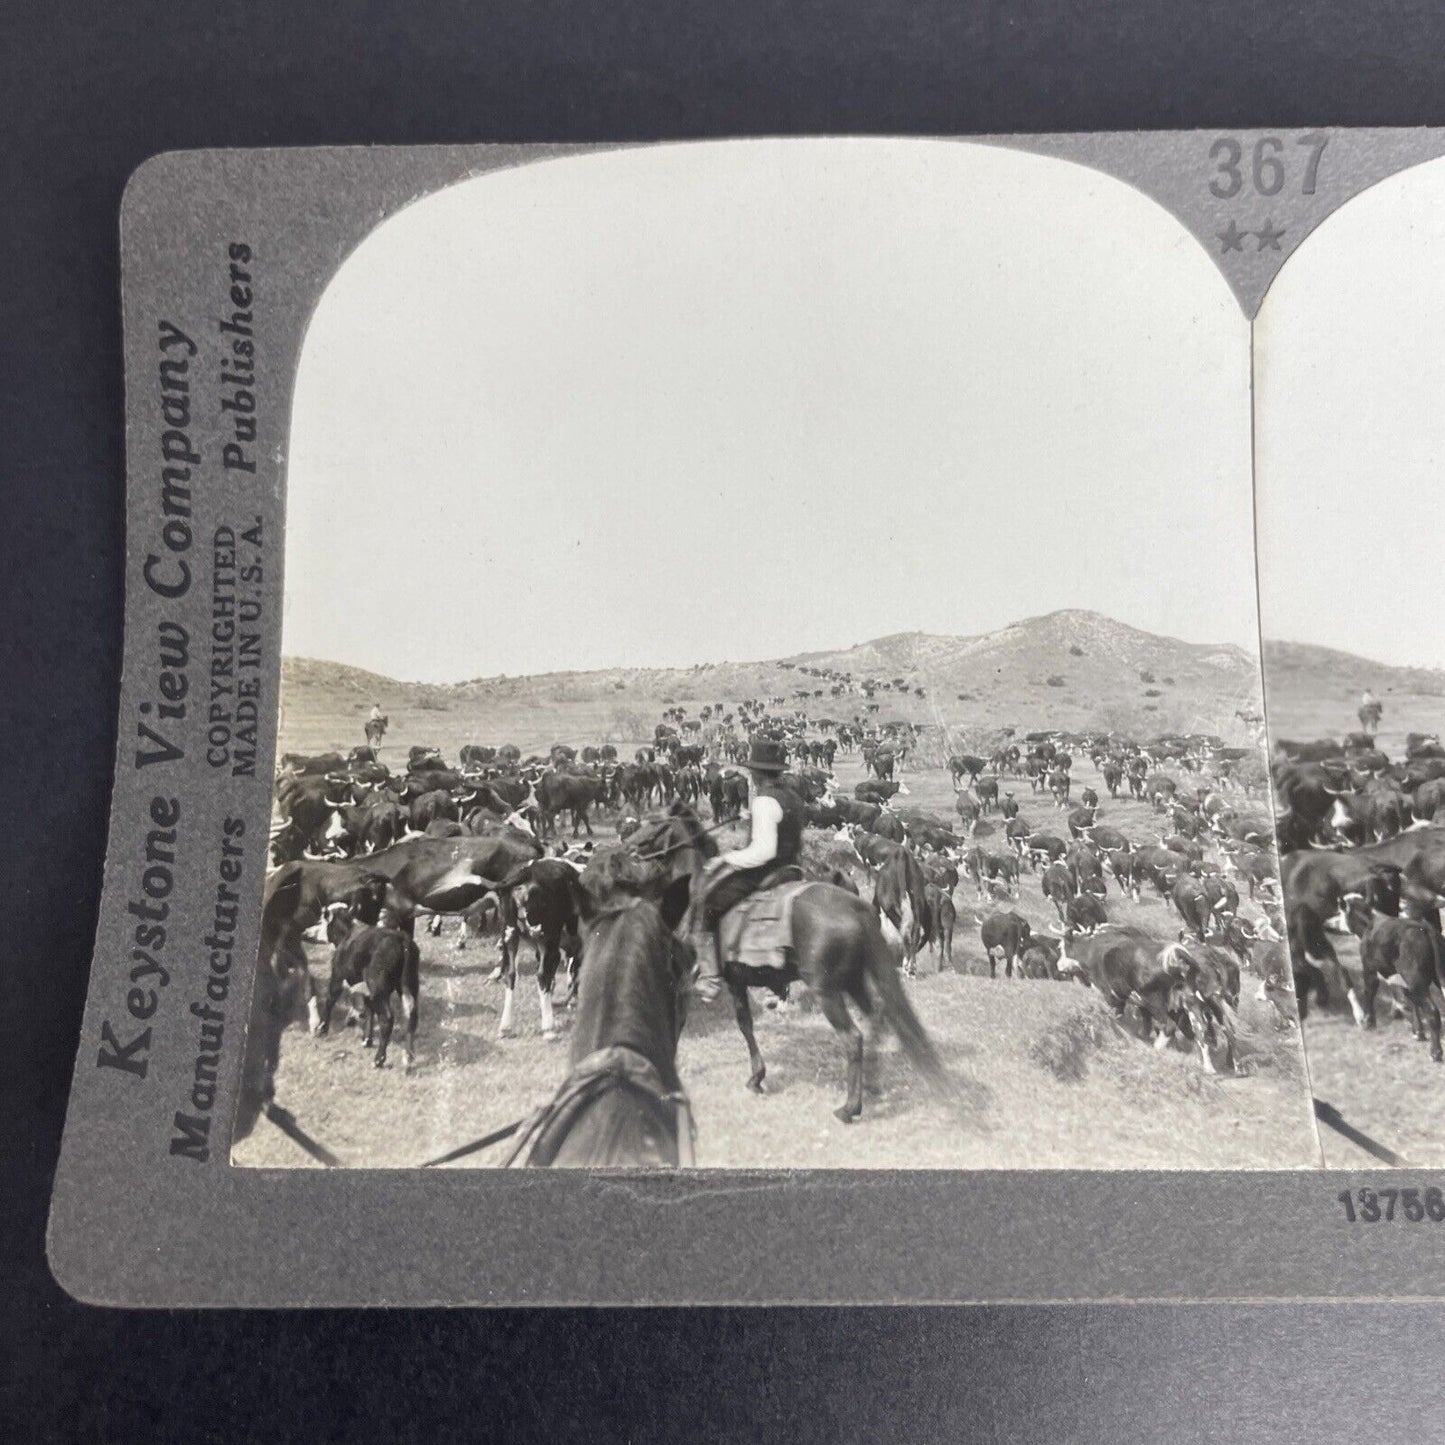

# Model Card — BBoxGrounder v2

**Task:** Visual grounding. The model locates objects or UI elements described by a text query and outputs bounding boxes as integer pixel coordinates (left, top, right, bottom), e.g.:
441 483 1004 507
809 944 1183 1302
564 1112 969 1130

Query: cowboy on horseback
693 736 807 1004
365 702 388 748
1359 688 1383 735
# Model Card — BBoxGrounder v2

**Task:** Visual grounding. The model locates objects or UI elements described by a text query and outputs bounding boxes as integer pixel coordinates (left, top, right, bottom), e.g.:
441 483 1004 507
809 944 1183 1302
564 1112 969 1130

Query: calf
1019 935 1062 980
925 883 956 971
1066 843 1107 898
1065 892 1108 934
1170 873 1218 940
855 778 902 803
985 849 1021 896
1134 845 1186 898
1082 824 1130 854
978 910 1032 979
316 916 420 1069
1348 912 1445 1060
1107 848 1142 899
1048 768 1071 808
1040 861 1076 921
955 789 983 835
1027 832 1069 869
1221 845 1277 900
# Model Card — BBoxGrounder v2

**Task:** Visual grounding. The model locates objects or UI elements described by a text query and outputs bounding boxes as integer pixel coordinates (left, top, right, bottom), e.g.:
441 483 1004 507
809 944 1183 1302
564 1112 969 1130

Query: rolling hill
279 609 1267 757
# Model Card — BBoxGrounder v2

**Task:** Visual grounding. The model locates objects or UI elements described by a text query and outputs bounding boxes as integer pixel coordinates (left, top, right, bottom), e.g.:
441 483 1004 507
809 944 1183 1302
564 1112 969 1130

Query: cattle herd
264 683 1332 1155
259 667 1445 1163
1273 725 1445 1062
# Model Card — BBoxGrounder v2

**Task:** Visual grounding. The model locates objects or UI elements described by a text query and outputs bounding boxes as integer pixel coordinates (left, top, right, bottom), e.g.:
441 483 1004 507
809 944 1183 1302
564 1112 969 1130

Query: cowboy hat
742 737 788 773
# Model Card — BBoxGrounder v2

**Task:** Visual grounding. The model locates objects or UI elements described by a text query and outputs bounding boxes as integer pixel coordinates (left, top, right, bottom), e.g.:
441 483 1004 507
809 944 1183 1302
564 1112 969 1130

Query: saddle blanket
720 875 811 970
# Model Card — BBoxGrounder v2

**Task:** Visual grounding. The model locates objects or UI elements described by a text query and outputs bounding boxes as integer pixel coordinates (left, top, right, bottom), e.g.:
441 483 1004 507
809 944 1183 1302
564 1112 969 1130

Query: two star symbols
1218 218 1286 254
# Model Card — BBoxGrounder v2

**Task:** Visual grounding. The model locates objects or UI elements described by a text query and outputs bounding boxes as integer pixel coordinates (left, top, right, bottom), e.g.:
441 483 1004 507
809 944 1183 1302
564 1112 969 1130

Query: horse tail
862 923 949 1092
1426 923 1445 1006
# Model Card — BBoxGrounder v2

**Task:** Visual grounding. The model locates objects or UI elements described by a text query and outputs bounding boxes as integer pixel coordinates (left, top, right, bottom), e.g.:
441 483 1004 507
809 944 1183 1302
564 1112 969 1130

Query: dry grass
239 708 1320 1170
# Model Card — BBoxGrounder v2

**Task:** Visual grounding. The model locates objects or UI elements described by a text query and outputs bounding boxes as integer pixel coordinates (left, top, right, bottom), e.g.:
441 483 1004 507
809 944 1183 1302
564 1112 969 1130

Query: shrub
1030 1009 1111 1083
1162 676 1175 686
415 697 449 711
1069 644 1085 657
1046 675 1066 688
1143 688 1162 698
604 708 649 742
1139 669 1155 684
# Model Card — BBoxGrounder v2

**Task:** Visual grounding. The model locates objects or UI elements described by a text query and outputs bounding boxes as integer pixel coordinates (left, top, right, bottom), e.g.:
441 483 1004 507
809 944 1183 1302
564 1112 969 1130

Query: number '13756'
1337 1187 1445 1223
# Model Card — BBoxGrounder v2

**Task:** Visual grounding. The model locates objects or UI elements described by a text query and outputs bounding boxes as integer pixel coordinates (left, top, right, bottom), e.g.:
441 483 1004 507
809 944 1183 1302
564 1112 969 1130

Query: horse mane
585 894 649 926
574 897 687 1089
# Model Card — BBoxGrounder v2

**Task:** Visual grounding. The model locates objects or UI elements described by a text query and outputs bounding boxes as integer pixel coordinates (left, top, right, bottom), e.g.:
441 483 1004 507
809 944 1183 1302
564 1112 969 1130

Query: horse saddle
720 867 809 969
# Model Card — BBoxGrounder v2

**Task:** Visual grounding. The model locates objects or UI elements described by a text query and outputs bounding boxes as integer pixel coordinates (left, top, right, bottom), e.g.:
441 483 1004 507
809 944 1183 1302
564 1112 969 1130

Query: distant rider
1360 688 1383 735
694 736 806 1004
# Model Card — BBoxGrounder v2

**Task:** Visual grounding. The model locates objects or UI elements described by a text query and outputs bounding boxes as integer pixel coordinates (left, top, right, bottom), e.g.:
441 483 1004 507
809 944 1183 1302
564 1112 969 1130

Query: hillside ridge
286 608 1255 695
1262 638 1445 696
281 608 1269 743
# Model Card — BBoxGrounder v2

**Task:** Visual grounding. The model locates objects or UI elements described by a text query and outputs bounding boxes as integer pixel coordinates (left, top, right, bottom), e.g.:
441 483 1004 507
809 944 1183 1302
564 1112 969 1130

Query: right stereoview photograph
1256 156 1445 1166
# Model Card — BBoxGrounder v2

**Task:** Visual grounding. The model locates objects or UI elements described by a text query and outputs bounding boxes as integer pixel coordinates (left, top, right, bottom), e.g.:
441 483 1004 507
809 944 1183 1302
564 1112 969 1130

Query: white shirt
722 793 783 869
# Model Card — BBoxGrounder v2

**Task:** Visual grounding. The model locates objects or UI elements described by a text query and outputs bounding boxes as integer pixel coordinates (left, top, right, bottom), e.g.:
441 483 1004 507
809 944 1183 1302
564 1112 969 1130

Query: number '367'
1210 134 1328 199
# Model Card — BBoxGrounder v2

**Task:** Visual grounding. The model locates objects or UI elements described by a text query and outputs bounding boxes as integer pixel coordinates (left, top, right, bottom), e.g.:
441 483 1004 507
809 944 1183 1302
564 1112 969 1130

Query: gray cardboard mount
47 132 1445 1307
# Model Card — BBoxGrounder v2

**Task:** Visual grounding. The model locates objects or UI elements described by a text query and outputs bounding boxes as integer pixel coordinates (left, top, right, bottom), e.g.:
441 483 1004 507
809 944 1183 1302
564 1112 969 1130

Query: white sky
283 139 1256 683
1256 155 1445 670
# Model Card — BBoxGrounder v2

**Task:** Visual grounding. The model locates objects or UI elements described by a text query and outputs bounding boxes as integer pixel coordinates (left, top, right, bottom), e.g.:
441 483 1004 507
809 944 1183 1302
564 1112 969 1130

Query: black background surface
5 2 1445 1438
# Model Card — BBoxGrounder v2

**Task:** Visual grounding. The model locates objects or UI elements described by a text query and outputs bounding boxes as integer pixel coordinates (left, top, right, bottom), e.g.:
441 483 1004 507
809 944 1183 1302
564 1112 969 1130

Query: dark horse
615 801 950 1123
365 712 388 748
505 896 696 1166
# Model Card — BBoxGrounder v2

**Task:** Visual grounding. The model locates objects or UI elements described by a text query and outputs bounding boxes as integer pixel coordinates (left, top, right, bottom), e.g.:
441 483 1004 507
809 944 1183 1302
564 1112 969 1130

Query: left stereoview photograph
230 139 1318 1170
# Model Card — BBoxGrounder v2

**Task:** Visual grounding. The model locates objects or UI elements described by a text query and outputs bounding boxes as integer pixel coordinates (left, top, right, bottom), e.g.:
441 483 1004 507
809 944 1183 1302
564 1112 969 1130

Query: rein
630 815 735 863
418 1045 695 1169
417 1115 529 1168
263 1101 347 1168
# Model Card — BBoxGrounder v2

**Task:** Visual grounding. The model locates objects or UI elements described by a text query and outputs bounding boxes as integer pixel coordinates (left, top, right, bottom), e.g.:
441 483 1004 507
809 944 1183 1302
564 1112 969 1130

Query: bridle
263 808 734 1168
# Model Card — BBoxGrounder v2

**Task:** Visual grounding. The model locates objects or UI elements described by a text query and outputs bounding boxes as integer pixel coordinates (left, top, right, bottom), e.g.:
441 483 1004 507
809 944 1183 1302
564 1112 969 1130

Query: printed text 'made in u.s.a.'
207 522 264 777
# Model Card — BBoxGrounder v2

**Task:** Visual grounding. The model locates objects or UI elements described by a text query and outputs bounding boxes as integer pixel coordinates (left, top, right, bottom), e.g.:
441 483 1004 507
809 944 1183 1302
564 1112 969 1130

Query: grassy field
237 697 1321 1170
1262 638 1445 1167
